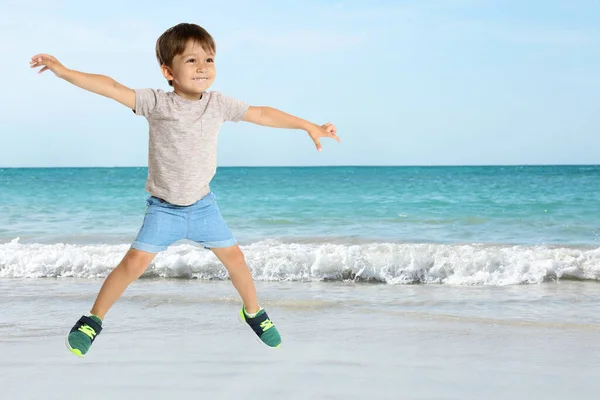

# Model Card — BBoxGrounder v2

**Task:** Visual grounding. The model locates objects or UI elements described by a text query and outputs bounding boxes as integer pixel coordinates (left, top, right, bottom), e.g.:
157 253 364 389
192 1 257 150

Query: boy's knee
213 245 246 265
121 249 154 277
229 249 246 265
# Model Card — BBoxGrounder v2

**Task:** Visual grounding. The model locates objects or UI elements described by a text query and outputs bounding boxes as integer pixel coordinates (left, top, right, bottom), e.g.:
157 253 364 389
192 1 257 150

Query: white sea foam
1 238 599 285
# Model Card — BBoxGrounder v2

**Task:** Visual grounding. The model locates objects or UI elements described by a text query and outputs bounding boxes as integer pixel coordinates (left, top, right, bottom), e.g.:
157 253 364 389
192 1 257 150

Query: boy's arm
243 106 340 152
30 54 135 110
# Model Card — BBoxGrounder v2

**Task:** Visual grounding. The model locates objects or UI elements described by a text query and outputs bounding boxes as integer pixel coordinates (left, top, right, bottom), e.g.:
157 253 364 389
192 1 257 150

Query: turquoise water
1 166 598 245
1 166 599 284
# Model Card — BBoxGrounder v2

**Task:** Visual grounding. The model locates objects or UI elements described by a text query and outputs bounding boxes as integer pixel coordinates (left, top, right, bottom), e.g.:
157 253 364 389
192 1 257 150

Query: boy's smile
162 40 216 100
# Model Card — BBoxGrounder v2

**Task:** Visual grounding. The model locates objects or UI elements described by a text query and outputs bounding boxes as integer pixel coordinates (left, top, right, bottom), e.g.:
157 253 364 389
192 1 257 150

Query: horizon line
1 163 599 169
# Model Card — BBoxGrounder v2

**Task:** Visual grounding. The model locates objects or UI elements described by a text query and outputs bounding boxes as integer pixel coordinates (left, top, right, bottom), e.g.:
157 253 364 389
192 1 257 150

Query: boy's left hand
307 123 340 152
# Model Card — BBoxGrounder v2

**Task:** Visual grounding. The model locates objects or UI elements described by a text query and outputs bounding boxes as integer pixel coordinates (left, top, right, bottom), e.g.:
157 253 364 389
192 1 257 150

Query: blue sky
1 0 599 167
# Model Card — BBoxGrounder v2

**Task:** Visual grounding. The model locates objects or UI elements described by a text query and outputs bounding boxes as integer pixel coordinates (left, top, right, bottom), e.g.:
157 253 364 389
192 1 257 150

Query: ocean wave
1 238 599 285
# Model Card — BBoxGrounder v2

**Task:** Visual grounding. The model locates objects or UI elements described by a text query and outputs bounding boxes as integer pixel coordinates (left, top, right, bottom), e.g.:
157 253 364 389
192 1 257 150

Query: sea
1 165 600 399
1 165 599 284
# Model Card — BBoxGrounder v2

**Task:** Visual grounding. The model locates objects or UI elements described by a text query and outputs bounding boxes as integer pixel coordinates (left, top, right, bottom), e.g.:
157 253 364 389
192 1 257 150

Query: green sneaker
65 315 103 357
239 307 281 348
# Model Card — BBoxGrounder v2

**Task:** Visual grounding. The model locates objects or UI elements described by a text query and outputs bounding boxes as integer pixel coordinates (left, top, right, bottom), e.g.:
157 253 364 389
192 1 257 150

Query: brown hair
155 23 216 86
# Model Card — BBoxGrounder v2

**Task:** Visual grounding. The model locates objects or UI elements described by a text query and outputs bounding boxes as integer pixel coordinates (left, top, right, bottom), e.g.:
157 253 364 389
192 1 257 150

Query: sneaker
239 306 281 348
65 315 103 357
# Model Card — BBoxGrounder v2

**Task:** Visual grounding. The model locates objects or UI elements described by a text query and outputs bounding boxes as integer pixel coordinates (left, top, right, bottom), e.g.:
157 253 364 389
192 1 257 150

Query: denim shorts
131 192 237 253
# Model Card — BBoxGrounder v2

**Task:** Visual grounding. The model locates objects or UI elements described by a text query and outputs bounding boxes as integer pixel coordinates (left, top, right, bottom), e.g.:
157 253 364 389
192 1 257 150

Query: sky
1 0 599 167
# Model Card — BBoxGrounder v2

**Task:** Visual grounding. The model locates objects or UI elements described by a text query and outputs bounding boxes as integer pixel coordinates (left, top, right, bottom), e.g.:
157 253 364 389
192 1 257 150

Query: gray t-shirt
134 89 248 205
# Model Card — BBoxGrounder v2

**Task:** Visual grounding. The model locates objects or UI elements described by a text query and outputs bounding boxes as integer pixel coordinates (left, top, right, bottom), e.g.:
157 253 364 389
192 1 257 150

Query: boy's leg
211 245 259 313
188 192 281 347
211 245 281 348
66 248 157 357
90 248 157 319
67 196 186 357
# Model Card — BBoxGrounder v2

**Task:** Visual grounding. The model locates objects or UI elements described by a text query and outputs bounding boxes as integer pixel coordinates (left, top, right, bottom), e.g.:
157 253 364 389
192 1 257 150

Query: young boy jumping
30 22 339 357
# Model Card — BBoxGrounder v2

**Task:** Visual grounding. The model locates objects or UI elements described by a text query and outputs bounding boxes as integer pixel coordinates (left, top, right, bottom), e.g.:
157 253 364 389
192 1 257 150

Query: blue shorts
131 192 237 253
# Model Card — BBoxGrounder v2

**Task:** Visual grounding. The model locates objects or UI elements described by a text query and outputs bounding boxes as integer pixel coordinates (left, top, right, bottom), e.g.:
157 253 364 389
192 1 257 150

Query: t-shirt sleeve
217 92 249 122
133 88 161 117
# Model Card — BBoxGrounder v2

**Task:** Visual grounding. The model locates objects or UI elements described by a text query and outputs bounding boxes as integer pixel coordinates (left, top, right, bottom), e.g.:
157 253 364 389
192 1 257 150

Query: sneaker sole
64 335 85 358
238 310 281 349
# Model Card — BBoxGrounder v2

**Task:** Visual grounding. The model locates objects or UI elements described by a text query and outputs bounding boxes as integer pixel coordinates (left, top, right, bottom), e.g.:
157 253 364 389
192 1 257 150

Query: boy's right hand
30 54 69 78
28 54 135 109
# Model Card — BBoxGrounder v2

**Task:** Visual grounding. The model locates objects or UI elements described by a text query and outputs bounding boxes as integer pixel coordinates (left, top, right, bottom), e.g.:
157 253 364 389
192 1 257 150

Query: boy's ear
160 65 174 82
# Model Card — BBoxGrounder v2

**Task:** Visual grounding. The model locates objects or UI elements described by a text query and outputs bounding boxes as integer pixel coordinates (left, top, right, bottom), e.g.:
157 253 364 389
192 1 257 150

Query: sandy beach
1 279 599 400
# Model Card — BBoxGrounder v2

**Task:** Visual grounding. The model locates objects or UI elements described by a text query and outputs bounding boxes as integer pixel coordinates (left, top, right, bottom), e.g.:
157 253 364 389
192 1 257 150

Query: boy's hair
155 23 216 87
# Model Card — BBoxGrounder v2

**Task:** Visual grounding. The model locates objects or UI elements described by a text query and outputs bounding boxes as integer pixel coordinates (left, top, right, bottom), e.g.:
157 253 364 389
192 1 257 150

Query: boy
30 22 339 357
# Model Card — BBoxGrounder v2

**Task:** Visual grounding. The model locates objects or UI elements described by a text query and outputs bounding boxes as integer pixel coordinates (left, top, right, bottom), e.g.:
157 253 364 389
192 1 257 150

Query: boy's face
162 40 216 99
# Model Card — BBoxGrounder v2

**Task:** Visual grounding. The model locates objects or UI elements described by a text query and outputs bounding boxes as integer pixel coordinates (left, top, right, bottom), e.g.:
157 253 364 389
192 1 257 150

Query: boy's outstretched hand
30 54 69 78
308 123 340 152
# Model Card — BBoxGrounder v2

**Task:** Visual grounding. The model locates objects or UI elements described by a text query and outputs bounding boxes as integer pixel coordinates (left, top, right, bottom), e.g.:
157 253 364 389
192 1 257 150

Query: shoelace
77 325 97 340
260 319 274 331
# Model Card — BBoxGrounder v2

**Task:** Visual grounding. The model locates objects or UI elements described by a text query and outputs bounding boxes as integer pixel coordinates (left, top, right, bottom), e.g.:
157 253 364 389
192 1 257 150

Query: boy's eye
186 59 196 63
207 58 214 63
